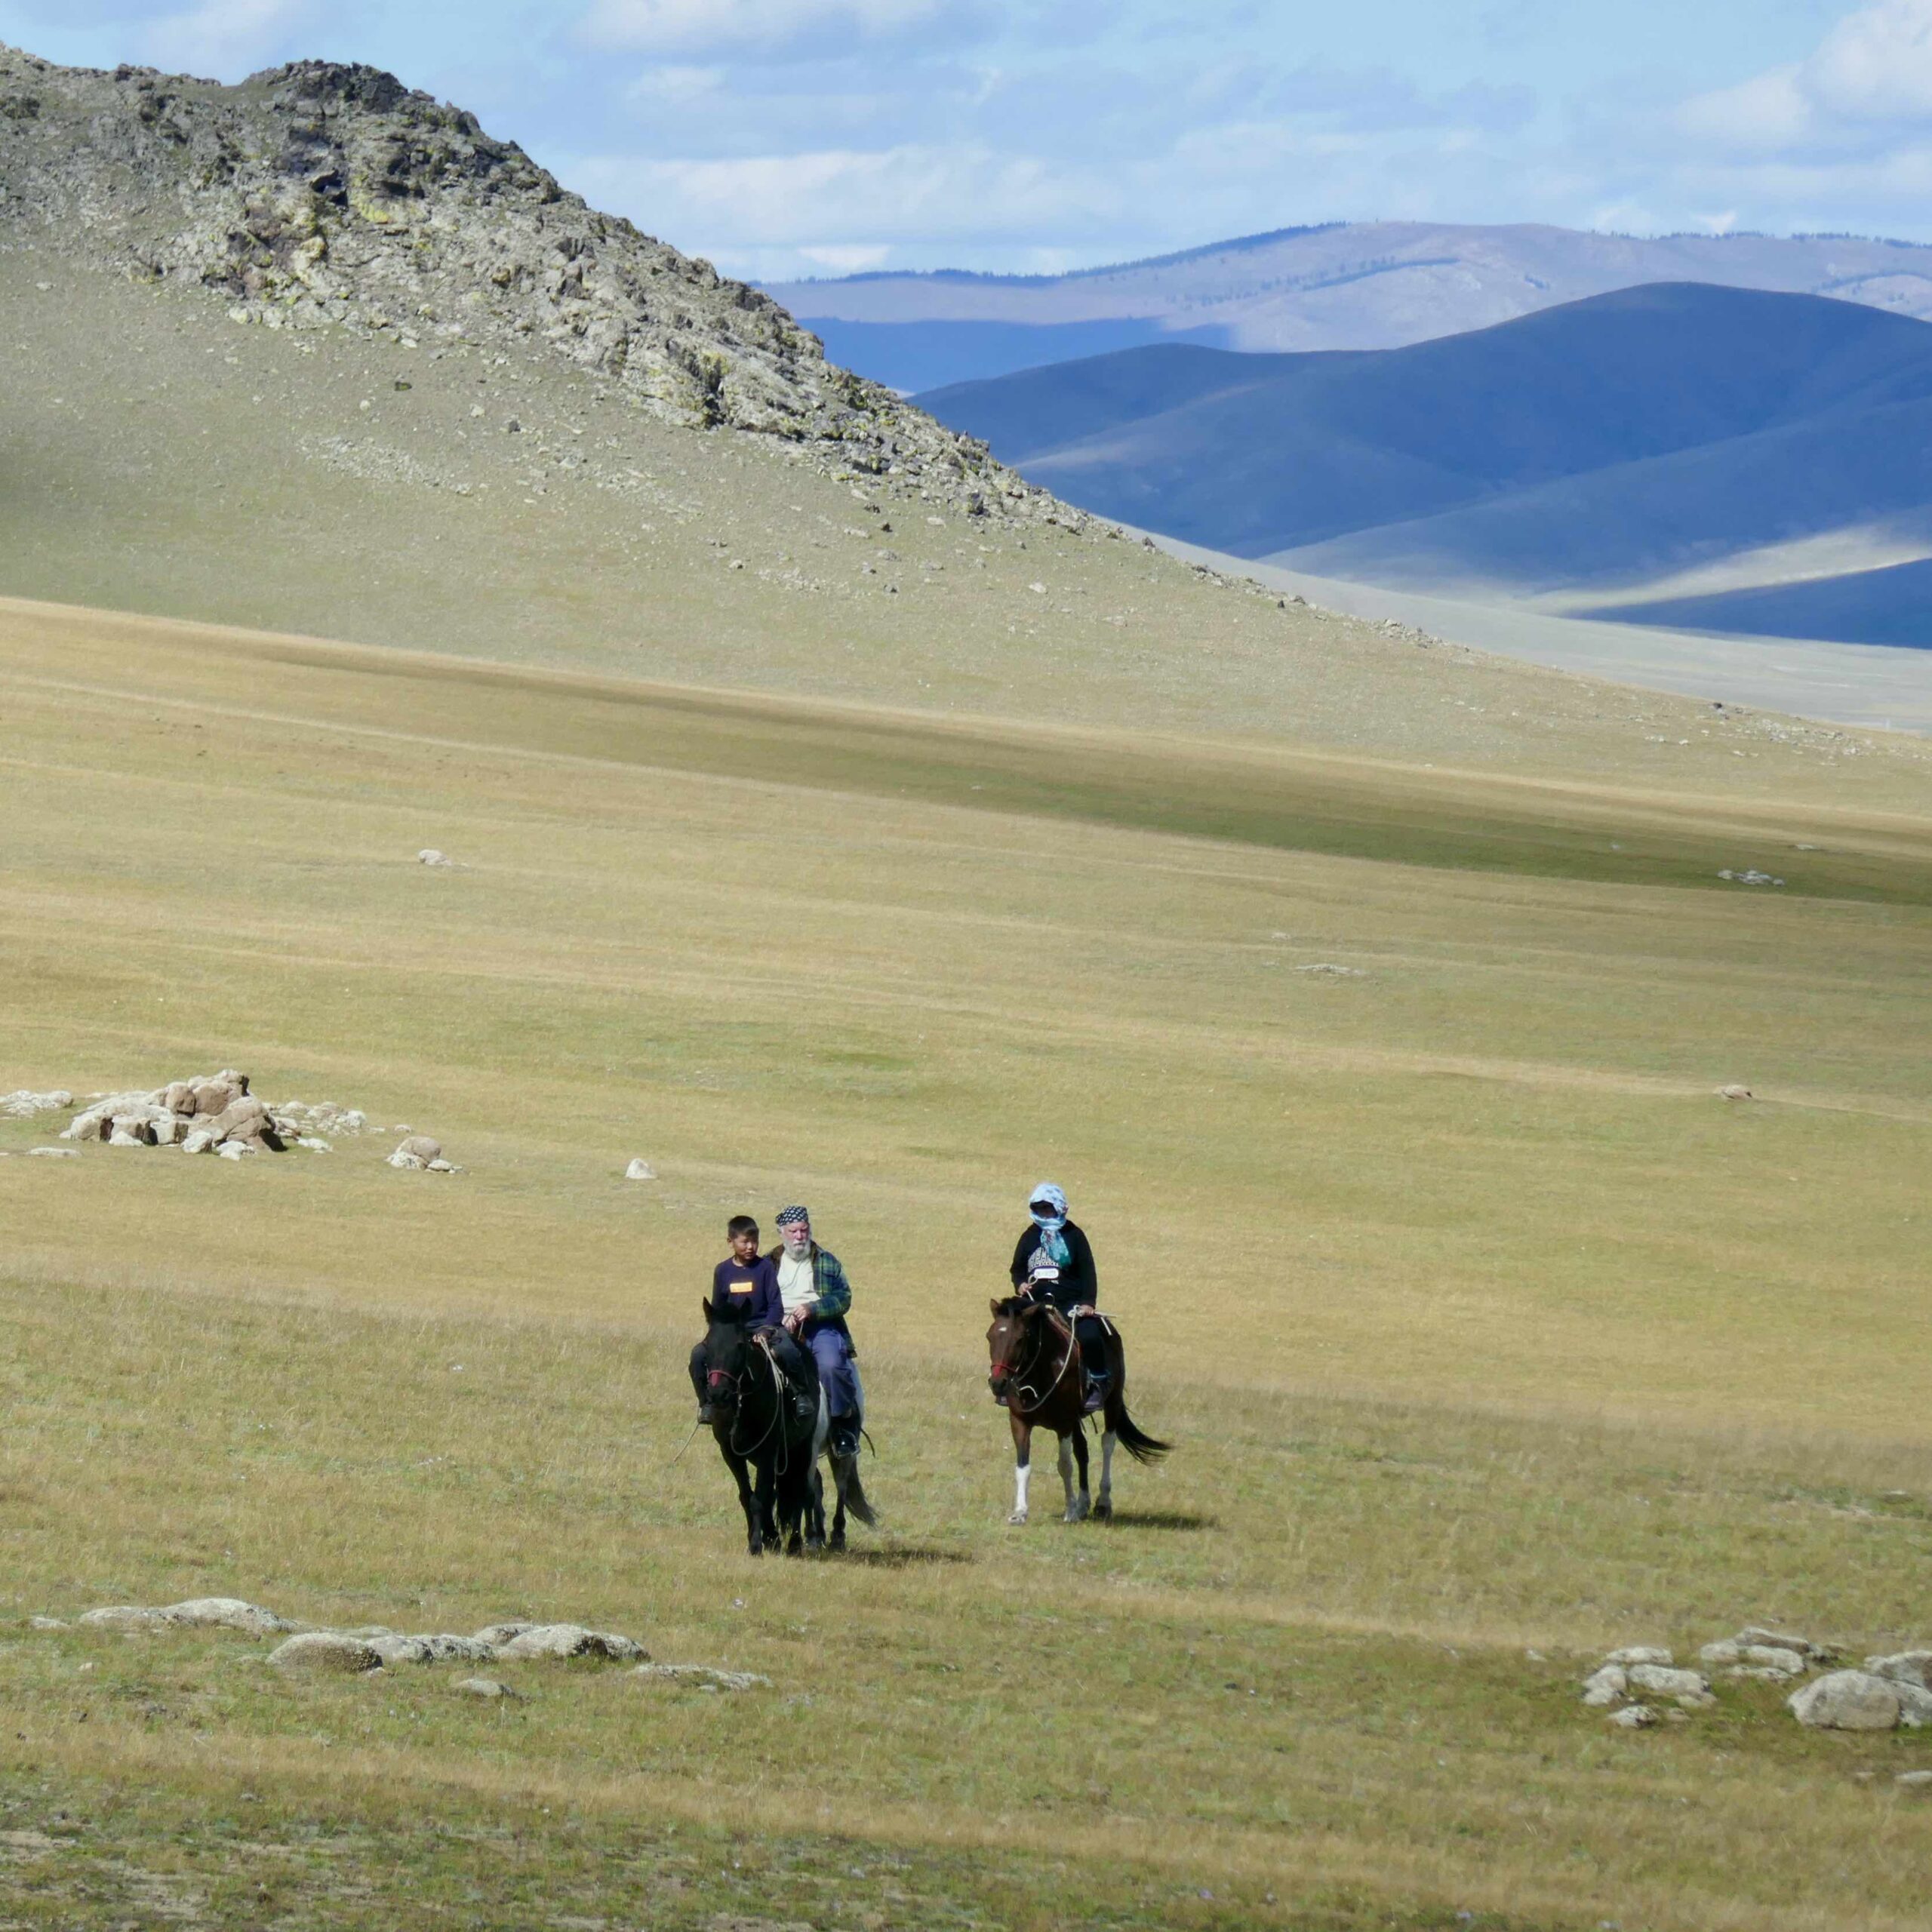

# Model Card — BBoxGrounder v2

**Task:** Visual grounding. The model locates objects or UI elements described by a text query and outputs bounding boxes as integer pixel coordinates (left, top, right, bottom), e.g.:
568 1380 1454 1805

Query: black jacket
1009 1220 1097 1312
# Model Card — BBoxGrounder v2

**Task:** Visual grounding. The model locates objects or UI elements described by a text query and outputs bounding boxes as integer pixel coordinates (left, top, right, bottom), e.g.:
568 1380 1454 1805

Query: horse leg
827 1456 848 1552
1094 1429 1116 1521
755 1460 780 1551
726 1449 762 1557
806 1465 826 1553
1062 1432 1090 1522
1008 1411 1032 1524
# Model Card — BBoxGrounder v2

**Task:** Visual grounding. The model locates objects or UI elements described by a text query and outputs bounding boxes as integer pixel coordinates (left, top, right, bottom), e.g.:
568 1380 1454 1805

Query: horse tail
1104 1392 1169 1464
841 1460 878 1527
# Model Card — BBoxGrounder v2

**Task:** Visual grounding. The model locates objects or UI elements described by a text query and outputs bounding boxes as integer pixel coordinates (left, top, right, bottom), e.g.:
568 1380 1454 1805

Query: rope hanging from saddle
1011 1304 1081 1414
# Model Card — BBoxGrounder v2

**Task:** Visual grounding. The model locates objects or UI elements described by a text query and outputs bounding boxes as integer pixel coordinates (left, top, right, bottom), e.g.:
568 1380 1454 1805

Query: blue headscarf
1029 1182 1071 1267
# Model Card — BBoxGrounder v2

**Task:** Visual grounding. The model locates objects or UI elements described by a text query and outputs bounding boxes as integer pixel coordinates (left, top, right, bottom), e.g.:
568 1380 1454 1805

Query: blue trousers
809 1327 862 1419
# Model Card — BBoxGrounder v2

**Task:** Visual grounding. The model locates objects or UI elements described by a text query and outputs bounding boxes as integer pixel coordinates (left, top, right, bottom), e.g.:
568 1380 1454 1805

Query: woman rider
1008 1182 1109 1409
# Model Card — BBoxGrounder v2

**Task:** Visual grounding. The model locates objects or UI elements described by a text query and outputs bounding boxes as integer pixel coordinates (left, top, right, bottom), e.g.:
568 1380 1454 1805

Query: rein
1006 1305 1079 1417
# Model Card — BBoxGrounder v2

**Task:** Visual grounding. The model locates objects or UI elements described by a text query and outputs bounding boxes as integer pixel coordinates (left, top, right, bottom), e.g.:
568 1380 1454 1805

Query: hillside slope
767 220 1932 384
917 285 1932 630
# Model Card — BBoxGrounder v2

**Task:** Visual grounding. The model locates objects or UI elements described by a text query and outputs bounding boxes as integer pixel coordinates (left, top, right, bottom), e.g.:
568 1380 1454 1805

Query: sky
7 0 1932 280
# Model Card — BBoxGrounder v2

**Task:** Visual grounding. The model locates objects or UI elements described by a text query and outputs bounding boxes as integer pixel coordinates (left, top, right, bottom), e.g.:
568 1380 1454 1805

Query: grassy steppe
2 601 1930 1929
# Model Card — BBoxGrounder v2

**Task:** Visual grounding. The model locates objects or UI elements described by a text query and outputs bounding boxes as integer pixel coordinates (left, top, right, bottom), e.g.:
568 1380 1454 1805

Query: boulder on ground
2 1090 73 1118
454 1676 521 1699
472 1622 534 1646
161 1598 289 1637
180 1129 217 1155
78 1606 174 1632
1897 1682 1932 1727
625 1158 656 1182
1789 1670 1902 1730
1604 1646 1673 1667
1867 1651 1932 1692
1609 1704 1657 1728
629 1663 769 1691
266 1632 385 1674
1738 1626 1830 1660
1718 1084 1754 1100
1580 1665 1627 1707
396 1135 441 1163
418 849 454 866
217 1140 255 1161
27 1616 66 1631
369 1632 497 1666
1898 1770 1932 1789
1628 1664 1710 1699
495 1623 646 1662
26 1146 76 1158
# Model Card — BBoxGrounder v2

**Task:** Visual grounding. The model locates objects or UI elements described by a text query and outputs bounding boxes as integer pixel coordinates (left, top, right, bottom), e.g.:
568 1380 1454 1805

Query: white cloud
580 0 980 60
1809 0 1932 120
1678 2 1932 155
135 0 314 78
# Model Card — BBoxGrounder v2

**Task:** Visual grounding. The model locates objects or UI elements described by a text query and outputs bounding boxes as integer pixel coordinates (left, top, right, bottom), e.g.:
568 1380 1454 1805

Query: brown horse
986 1295 1168 1523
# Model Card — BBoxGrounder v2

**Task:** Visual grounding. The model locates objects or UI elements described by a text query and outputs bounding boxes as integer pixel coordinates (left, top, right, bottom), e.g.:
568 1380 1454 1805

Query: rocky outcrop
54 1071 376 1158
0 45 1057 525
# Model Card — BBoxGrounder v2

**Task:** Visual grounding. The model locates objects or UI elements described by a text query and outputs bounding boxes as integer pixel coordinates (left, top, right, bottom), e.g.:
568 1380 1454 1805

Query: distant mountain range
914 283 1932 648
764 221 1932 390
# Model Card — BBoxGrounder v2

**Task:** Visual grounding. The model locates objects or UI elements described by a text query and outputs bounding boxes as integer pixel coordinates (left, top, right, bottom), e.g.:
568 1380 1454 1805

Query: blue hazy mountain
914 285 1932 643
769 221 1932 371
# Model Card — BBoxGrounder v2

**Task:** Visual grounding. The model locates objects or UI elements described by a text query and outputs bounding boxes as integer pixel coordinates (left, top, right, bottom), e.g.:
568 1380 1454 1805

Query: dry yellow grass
2 598 1930 1927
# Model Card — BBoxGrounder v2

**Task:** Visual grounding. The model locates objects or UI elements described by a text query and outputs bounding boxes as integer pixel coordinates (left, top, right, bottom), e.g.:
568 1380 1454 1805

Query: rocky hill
0 44 1053 525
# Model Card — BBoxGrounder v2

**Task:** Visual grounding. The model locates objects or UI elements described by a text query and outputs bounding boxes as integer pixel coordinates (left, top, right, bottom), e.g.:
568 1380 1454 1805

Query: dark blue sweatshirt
711 1255 783 1327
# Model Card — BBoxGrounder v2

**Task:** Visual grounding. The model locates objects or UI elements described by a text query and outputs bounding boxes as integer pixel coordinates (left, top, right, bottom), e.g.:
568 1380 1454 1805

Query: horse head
699 1299 753 1421
986 1294 1043 1403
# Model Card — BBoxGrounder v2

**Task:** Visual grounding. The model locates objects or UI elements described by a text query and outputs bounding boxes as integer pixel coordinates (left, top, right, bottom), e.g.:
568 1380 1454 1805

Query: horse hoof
1092 1500 1112 1521
829 1528 846 1552
1007 1509 1028 1525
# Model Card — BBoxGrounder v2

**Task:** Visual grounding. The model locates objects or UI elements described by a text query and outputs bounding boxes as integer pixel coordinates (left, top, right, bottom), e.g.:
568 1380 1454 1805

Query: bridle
709 1335 792 1466
993 1300 1078 1417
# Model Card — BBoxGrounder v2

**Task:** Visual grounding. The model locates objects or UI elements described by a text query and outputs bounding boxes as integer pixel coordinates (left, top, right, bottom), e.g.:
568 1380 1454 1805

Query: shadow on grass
1102 1510 1217 1532
832 1545 974 1569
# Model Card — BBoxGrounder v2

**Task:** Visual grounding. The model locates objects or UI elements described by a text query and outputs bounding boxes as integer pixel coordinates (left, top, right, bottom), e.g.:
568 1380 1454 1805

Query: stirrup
1081 1379 1108 1416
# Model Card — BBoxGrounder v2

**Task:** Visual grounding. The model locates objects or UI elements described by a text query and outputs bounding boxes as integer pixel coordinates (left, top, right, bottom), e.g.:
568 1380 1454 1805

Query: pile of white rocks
2 1089 74 1119
55 1071 368 1159
1580 1625 1932 1736
31 1597 764 1696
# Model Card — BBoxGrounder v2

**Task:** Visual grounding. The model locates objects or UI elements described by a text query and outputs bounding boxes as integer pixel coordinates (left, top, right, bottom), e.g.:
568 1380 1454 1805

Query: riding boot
829 1413 860 1458
1082 1371 1110 1416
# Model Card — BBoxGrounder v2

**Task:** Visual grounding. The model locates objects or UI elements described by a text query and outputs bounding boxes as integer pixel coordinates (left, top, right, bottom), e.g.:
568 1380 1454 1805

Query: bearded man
774 1205 863 1457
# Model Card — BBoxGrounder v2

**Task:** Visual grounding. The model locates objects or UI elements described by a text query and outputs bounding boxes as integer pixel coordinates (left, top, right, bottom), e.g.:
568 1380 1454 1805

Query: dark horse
986 1295 1168 1522
697 1302 826 1555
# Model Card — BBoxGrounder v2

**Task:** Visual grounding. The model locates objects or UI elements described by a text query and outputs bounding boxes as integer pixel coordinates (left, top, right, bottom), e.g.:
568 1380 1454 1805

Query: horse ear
700 1297 714 1322
989 1298 1003 1316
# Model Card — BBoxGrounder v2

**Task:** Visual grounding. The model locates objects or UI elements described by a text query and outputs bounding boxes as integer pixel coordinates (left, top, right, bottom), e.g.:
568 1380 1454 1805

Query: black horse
697 1302 826 1555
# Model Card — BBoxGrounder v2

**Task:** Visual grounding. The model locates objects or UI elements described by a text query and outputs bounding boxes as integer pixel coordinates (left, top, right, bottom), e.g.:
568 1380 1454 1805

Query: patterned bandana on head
1028 1182 1071 1267
776 1207 811 1229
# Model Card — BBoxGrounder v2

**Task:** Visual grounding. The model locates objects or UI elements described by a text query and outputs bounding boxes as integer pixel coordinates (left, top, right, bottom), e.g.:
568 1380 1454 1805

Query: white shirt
777 1249 815 1318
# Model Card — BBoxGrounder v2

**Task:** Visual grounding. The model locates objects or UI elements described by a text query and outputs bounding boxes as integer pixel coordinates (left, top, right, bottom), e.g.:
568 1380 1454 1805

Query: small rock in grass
1718 1084 1754 1101
1897 1770 1932 1789
624 1158 656 1182
1867 1652 1932 1692
1629 1665 1710 1699
1897 1682 1932 1728
1738 1645 1807 1677
454 1677 521 1700
26 1146 76 1158
472 1622 534 1646
28 1617 66 1631
1789 1671 1902 1730
1738 1626 1829 1660
629 1663 771 1691
370 1633 497 1666
496 1623 646 1662
266 1632 385 1674
217 1140 254 1161
1580 1665 1627 1707
417 849 454 866
78 1607 174 1632
1610 1705 1657 1728
1604 1646 1673 1667
162 1598 288 1637
1699 1640 1742 1666
389 1134 443 1171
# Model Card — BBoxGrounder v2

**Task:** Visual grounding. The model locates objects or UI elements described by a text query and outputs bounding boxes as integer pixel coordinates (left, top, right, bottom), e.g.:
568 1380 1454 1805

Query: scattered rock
217 1140 254 1161
27 1617 66 1631
1610 1705 1657 1728
629 1663 770 1691
1790 1671 1903 1730
1627 1664 1710 1700
1737 1626 1829 1660
1 1090 72 1118
1580 1665 1627 1707
472 1622 535 1646
494 1623 646 1662
26 1146 75 1158
1717 1084 1754 1101
453 1676 521 1700
624 1158 656 1182
369 1632 497 1666
1604 1646 1673 1667
1897 1770 1932 1789
266 1632 385 1674
1866 1651 1932 1692
417 849 454 866
1718 869 1784 887
161 1598 291 1637
389 1134 445 1171
1296 963 1364 977
78 1607 174 1632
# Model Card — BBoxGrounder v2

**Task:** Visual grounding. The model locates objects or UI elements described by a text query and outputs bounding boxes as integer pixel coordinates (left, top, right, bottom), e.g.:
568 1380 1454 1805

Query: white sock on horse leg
1057 1436 1075 1506
1012 1462 1030 1519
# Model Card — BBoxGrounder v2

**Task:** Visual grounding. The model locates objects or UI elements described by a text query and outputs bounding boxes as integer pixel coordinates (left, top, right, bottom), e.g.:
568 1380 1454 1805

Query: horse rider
774 1204 865 1457
1008 1182 1109 1410
691 1214 816 1426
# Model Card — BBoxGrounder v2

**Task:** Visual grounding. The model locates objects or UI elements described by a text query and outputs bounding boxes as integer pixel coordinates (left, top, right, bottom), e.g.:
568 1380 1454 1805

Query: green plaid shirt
803 1244 851 1322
